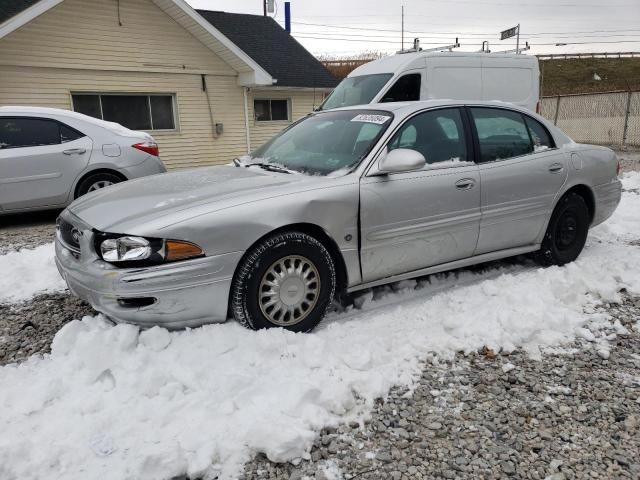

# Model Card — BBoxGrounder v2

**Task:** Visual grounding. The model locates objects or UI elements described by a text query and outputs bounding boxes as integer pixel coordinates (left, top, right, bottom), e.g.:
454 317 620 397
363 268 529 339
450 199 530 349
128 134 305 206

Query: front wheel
231 232 336 332
536 192 590 266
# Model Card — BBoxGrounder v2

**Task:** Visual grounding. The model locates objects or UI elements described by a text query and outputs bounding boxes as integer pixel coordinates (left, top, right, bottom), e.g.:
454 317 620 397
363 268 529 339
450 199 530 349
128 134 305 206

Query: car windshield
319 74 393 110
248 110 393 175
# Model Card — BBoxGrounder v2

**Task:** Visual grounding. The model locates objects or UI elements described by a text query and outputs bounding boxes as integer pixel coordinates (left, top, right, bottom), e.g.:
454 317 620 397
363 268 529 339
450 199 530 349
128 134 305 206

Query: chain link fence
540 91 640 147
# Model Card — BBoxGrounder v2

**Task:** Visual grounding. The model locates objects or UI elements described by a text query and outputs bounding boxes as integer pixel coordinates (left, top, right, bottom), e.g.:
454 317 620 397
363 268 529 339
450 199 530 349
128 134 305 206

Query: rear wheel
536 192 590 266
231 231 336 332
75 172 123 198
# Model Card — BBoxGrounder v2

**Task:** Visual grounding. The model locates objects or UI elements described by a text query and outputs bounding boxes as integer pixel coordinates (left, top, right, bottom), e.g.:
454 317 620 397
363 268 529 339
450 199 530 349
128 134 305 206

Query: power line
292 21 640 38
293 35 640 47
294 29 640 41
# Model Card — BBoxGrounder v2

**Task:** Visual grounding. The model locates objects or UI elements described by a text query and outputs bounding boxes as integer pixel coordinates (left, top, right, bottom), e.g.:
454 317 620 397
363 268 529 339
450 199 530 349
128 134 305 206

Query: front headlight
101 236 152 262
97 235 203 265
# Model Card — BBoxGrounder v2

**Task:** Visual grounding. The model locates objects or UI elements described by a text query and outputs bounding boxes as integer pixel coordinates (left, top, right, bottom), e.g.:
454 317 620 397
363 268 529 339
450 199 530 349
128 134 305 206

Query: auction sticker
350 114 390 124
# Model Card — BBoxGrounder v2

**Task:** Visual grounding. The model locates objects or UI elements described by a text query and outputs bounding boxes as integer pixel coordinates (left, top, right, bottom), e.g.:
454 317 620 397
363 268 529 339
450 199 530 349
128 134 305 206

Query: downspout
243 87 251 153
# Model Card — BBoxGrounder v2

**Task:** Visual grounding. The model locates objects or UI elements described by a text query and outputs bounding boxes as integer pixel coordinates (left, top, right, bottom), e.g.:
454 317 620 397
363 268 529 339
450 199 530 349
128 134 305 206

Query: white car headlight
101 236 151 262
98 235 203 264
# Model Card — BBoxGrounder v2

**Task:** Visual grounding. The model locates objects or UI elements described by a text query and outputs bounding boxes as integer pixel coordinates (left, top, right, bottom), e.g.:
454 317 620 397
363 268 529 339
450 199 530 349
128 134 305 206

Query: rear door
467 106 567 254
0 117 92 210
359 107 481 282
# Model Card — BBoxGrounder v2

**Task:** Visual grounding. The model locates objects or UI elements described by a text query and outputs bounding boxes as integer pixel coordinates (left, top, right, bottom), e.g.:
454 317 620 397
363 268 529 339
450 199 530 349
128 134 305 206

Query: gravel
242 296 640 480
0 292 94 365
0 209 59 255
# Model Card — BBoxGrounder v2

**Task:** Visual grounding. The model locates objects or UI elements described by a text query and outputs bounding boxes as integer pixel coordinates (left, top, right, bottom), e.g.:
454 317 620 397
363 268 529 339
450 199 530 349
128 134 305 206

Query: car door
0 116 92 211
468 106 568 255
359 107 481 282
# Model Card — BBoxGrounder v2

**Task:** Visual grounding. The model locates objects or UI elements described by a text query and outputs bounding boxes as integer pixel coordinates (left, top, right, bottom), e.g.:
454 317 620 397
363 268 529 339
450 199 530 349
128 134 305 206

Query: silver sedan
0 106 166 214
55 100 622 332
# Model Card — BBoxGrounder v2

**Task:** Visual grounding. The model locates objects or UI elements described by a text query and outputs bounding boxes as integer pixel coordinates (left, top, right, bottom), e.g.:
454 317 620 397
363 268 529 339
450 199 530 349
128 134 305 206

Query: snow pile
0 175 639 479
0 243 65 303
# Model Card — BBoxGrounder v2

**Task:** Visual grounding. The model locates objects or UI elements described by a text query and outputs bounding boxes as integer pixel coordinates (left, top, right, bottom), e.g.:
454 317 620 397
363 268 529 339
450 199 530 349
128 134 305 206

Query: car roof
0 106 149 138
350 51 538 77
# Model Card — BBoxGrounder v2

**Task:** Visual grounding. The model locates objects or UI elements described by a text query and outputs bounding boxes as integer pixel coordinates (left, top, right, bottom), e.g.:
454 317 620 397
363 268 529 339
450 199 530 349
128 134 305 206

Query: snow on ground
0 243 65 303
0 174 639 480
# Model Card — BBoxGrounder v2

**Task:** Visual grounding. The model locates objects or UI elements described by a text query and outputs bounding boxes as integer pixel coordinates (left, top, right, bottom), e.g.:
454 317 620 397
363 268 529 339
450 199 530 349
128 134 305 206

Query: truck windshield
320 74 393 110
247 110 393 175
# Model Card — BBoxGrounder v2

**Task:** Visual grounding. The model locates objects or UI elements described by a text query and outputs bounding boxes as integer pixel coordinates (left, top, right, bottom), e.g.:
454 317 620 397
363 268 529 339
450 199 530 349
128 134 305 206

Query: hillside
540 57 640 96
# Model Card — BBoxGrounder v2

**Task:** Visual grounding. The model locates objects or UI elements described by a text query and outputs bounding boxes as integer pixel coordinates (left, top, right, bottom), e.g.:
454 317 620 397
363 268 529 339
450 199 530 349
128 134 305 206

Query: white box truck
320 51 540 112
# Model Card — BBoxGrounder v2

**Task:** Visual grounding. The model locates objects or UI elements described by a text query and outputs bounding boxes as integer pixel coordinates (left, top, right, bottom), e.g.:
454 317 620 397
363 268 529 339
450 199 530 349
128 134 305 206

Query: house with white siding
0 0 337 169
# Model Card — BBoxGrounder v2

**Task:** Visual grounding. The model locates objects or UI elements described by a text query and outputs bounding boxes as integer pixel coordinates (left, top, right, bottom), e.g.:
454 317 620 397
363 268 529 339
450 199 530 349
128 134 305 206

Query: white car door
359 107 481 282
0 117 92 211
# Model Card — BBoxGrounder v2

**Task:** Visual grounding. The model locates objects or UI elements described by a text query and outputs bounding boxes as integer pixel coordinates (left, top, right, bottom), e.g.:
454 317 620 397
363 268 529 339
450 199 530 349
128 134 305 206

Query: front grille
56 217 82 257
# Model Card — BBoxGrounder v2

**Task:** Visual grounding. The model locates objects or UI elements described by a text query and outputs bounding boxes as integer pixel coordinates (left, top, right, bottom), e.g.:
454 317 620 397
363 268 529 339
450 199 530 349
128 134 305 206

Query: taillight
132 141 159 156
535 101 540 114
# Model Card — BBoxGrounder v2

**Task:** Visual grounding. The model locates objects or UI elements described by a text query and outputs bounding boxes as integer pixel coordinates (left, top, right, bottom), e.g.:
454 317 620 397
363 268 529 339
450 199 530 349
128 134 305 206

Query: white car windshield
320 74 393 110
248 110 393 175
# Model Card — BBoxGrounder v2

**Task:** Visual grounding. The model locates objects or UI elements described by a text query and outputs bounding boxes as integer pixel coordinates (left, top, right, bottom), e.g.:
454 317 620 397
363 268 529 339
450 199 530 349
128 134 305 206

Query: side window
388 108 468 165
524 116 554 152
470 108 533 162
380 74 421 103
0 117 61 149
60 124 85 143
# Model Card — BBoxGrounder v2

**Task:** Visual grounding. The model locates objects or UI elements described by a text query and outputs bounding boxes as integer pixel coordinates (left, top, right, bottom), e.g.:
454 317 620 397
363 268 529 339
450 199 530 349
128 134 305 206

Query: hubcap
87 180 114 192
258 255 320 326
555 210 578 250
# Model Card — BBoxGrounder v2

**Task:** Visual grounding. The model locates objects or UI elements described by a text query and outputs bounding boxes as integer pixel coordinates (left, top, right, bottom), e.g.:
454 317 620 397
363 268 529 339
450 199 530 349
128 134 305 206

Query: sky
186 0 640 58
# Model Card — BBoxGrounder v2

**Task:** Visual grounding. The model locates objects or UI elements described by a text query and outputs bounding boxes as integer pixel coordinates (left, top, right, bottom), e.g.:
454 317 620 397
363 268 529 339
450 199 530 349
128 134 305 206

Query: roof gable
0 0 274 87
197 10 338 89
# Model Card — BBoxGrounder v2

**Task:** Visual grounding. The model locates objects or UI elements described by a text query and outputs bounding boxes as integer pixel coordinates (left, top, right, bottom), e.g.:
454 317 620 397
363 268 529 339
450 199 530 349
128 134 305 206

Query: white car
0 106 166 214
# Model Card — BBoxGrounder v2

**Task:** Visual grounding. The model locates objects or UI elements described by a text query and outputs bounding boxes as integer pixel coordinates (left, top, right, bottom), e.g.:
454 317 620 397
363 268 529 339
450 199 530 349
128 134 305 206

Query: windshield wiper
240 161 294 174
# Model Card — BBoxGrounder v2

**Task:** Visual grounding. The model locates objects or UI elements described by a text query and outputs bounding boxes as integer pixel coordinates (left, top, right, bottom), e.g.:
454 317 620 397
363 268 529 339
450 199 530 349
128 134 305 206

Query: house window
72 94 176 130
254 99 290 122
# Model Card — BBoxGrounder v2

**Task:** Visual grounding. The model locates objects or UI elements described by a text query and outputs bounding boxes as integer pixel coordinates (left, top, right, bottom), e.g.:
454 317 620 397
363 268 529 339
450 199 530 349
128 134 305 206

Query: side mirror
378 148 426 173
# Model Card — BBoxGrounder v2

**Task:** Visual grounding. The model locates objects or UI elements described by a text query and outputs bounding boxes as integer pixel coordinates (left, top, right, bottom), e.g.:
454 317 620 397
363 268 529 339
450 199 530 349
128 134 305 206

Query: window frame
71 92 178 132
364 106 474 176
0 116 85 150
465 105 557 164
253 98 291 123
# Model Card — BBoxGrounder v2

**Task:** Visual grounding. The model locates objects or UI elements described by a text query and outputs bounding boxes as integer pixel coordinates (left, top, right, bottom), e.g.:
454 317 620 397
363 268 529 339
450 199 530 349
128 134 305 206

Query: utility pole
516 23 520 54
263 0 267 16
401 6 404 52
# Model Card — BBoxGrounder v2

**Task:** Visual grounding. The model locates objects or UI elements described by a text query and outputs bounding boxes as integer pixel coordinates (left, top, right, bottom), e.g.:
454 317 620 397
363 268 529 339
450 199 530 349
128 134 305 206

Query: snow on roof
0 106 150 138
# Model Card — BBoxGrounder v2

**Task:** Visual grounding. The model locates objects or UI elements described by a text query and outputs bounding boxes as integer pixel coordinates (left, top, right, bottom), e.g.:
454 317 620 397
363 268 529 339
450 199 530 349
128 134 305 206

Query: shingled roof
0 0 40 25
197 10 338 89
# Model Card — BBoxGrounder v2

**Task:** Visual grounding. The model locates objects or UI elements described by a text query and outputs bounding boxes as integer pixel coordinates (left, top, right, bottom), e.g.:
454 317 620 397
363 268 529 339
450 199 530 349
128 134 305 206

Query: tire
536 192 590 266
75 172 123 198
231 231 336 332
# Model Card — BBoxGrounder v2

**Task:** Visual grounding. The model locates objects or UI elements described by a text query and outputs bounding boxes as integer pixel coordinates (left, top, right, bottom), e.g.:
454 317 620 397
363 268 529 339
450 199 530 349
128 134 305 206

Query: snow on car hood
67 166 314 233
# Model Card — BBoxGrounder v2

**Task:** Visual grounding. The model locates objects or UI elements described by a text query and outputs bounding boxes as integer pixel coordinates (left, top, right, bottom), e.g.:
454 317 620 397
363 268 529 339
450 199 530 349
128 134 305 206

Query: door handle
548 163 564 173
455 178 475 190
63 148 86 155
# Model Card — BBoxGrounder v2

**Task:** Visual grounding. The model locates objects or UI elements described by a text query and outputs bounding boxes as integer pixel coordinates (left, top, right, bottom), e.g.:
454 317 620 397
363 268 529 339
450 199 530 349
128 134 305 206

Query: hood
68 166 316 232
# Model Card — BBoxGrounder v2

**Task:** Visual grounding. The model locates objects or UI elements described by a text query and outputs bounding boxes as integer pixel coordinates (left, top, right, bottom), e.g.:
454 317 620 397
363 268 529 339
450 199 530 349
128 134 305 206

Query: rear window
320 74 393 110
0 117 84 149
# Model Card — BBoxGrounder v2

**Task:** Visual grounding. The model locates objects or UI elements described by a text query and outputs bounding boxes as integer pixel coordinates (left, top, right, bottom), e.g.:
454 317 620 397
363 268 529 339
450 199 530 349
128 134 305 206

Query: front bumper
55 212 242 329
